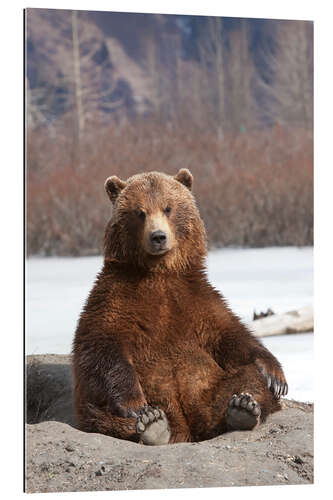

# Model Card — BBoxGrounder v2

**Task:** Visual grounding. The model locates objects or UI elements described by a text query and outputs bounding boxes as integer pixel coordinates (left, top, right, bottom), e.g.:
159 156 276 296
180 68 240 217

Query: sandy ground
25 355 313 493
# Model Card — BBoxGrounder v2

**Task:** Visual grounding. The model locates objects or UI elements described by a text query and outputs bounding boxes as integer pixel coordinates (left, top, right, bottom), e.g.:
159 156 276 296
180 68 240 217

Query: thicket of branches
27 119 313 255
26 12 313 255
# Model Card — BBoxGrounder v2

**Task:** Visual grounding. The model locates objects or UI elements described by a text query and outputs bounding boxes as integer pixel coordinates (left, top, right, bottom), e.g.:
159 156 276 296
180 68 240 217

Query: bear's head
103 169 207 272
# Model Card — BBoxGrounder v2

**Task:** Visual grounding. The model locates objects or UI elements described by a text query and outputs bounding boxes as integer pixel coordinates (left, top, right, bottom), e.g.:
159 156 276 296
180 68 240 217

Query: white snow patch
262 333 313 403
207 246 313 323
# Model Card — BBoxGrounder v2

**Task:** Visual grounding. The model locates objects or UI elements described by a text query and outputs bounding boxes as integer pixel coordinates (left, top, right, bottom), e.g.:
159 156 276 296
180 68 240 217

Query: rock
25 354 313 492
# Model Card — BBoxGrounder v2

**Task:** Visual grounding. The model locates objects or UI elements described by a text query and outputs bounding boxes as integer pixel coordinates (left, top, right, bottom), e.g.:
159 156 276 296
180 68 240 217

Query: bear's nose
150 230 167 245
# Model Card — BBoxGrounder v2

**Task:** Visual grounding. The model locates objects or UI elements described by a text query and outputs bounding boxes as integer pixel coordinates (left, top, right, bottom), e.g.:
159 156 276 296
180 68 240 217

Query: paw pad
226 393 261 430
136 405 170 445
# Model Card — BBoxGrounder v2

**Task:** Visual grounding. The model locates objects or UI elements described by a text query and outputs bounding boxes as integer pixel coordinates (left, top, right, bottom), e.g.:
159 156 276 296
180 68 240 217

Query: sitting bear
72 169 288 445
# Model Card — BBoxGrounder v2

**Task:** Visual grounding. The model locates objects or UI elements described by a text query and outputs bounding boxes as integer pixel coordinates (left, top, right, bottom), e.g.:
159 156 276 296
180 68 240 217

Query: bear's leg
75 398 172 445
75 403 139 442
214 363 281 431
177 353 280 441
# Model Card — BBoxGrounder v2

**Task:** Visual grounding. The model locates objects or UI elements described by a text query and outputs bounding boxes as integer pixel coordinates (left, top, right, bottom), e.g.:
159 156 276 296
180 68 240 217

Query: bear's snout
150 230 167 247
148 229 169 254
142 212 173 256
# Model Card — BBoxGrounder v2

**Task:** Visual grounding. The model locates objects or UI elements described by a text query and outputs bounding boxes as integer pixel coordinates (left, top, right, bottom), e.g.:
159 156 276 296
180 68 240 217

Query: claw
276 380 281 396
234 397 241 407
143 414 150 425
240 398 248 409
137 421 145 433
252 406 260 416
273 380 279 397
266 375 271 389
147 411 155 421
153 408 160 419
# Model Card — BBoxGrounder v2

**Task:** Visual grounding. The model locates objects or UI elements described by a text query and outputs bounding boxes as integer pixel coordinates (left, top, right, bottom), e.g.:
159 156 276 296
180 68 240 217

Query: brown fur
72 169 287 443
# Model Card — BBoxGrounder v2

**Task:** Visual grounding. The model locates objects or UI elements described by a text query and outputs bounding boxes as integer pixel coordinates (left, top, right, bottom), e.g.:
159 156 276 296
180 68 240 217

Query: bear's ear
174 168 193 191
104 176 127 203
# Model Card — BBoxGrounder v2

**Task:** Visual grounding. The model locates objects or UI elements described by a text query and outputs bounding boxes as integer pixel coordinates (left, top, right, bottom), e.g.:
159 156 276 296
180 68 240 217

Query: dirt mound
25 354 313 493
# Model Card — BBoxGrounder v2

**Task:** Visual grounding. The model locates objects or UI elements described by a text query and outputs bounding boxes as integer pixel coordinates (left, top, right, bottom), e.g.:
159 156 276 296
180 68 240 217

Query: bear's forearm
73 336 147 416
213 325 287 397
213 323 279 369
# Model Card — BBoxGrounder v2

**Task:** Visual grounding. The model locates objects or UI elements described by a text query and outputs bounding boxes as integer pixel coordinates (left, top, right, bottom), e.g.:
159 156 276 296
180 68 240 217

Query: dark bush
26 359 66 424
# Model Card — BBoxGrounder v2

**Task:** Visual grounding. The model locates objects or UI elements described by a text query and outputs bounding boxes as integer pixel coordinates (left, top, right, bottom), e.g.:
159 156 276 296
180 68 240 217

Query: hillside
26 9 313 128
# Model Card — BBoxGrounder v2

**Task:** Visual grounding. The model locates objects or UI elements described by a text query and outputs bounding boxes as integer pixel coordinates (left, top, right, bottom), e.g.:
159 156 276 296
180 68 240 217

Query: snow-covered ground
262 333 313 403
207 247 313 322
26 247 313 402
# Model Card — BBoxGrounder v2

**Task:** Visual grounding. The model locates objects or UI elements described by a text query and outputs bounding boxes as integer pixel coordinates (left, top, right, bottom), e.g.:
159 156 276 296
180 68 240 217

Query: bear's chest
107 272 217 355
132 279 201 326
126 290 210 358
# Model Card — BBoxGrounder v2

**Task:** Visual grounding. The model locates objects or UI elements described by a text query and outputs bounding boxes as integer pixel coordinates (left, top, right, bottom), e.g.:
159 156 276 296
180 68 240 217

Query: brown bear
72 169 288 445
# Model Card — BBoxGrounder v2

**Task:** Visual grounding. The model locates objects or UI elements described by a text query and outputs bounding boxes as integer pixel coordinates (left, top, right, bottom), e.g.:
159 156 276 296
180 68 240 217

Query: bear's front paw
136 405 170 445
226 393 261 431
255 359 288 399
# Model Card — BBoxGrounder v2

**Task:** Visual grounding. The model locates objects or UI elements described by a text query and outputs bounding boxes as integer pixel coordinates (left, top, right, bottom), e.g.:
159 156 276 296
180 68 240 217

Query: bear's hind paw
136 405 170 446
226 393 261 431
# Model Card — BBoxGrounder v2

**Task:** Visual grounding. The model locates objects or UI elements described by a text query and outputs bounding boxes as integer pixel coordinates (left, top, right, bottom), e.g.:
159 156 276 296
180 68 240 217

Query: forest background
26 9 313 256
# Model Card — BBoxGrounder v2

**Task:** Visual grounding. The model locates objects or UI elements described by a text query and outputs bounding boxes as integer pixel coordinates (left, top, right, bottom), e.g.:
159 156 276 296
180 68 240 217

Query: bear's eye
136 209 146 220
164 206 172 216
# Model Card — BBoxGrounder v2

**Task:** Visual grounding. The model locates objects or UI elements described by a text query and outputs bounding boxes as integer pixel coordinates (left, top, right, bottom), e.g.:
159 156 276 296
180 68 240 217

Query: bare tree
226 20 259 131
25 76 48 128
258 20 313 129
198 17 226 137
175 58 206 128
71 11 125 123
145 32 161 117
26 9 126 167
71 10 85 166
143 15 174 120
160 32 183 121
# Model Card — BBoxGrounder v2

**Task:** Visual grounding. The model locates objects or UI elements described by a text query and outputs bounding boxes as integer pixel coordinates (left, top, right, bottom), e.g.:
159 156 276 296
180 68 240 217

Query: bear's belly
132 342 222 407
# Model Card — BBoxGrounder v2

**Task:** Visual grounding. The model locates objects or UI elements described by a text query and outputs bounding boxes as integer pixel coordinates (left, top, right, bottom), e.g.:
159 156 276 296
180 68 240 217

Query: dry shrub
27 118 313 255
26 359 65 424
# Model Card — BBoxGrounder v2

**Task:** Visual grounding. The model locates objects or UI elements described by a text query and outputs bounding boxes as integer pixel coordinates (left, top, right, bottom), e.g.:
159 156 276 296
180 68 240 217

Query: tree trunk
71 10 84 167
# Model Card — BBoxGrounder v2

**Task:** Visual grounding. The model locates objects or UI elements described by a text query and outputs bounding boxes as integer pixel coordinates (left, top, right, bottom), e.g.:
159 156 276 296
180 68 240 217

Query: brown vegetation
26 13 313 256
27 118 313 256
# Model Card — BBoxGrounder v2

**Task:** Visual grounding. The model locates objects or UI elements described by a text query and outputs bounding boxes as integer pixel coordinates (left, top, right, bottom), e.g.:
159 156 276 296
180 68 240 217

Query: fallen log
247 305 313 338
